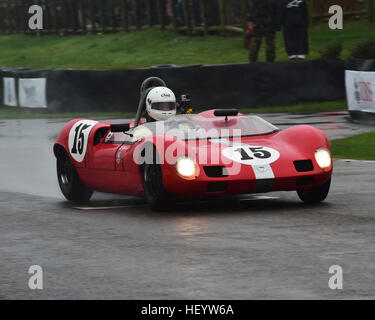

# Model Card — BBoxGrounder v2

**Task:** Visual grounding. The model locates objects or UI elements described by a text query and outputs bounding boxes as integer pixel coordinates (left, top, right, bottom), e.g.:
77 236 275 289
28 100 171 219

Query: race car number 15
222 144 280 166
235 147 271 160
68 120 98 163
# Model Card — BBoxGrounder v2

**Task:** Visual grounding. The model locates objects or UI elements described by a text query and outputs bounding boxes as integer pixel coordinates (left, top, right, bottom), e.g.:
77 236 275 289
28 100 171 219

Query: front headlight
175 157 199 179
315 148 332 170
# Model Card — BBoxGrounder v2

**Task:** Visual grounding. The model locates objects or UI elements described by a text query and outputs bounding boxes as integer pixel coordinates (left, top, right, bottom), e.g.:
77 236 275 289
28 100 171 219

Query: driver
145 87 176 122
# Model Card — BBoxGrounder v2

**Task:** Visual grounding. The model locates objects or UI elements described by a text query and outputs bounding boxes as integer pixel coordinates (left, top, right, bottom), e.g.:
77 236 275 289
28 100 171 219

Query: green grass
331 131 375 160
240 100 346 114
0 108 133 119
0 21 373 69
0 100 346 119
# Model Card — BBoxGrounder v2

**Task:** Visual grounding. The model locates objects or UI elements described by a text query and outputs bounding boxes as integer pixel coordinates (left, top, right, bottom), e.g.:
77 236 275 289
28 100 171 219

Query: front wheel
57 151 93 202
142 148 172 211
297 178 331 204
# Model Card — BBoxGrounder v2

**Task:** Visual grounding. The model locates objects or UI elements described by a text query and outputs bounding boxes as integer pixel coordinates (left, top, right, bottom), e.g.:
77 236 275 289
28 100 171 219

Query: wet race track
0 111 375 299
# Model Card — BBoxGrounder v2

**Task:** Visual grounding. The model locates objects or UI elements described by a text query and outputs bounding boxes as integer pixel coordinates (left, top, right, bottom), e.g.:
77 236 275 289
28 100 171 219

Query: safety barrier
0 59 350 112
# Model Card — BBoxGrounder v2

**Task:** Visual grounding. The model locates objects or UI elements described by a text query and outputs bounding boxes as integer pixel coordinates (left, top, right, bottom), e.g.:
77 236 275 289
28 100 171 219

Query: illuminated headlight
315 148 332 170
175 157 199 179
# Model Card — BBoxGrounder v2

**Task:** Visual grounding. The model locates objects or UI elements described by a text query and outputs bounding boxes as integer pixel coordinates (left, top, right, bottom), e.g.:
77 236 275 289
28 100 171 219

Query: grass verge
331 131 375 161
0 108 133 119
0 21 372 69
240 100 346 114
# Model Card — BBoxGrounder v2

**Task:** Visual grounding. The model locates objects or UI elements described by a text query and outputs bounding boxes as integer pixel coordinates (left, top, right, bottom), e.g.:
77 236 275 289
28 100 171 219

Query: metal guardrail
0 0 373 35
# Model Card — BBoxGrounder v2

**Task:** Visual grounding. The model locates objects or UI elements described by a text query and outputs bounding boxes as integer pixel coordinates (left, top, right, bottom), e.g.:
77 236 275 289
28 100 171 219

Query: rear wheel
57 151 93 202
142 147 172 211
297 178 331 204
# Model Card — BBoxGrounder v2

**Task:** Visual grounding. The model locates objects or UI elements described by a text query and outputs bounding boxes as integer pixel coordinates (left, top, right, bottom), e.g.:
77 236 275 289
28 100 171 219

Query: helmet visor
151 102 176 111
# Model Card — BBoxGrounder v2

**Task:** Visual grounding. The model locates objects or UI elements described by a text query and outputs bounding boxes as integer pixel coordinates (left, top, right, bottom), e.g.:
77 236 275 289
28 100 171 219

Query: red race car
54 77 333 210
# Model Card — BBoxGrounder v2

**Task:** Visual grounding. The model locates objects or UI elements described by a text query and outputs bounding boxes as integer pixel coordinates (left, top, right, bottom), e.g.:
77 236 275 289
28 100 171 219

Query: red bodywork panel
54 111 333 198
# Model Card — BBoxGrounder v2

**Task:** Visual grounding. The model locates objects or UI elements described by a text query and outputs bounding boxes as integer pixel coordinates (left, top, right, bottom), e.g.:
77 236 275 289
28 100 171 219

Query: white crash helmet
145 87 176 121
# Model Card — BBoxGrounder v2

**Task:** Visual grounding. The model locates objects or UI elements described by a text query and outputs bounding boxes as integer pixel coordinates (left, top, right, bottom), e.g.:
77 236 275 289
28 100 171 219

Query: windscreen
138 114 278 141
105 114 278 144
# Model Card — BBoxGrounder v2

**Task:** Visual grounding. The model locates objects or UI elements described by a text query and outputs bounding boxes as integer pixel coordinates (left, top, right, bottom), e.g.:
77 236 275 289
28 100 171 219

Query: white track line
74 195 279 210
73 205 143 210
239 195 280 201
335 158 375 164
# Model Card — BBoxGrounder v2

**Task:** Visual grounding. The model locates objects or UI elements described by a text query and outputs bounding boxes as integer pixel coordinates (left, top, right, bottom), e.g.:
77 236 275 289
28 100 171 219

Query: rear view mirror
214 109 239 117
110 123 130 133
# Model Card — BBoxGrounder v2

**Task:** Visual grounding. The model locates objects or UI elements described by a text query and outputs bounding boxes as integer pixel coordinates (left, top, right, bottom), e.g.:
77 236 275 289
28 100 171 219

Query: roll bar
134 77 167 126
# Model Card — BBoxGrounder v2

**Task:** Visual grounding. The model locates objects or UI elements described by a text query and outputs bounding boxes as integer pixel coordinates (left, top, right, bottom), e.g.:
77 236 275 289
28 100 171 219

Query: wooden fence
0 0 373 35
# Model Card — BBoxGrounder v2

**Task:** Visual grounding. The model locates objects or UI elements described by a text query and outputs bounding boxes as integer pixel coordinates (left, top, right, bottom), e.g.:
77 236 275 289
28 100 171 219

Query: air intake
294 160 314 172
203 166 228 178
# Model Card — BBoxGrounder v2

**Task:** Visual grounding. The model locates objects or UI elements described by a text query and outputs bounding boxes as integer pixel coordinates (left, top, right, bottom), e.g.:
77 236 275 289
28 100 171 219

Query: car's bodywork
54 110 333 202
54 76 332 209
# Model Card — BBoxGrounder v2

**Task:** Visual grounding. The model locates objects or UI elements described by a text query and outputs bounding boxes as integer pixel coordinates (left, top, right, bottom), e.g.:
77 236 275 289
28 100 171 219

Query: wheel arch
278 125 331 150
54 143 68 159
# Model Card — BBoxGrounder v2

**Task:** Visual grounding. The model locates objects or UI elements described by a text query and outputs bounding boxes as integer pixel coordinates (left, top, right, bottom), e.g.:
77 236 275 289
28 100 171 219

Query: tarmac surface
0 111 374 299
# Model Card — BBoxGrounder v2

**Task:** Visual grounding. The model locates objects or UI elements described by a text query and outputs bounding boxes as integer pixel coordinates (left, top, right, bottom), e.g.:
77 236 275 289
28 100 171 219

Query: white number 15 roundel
222 144 280 166
68 120 98 163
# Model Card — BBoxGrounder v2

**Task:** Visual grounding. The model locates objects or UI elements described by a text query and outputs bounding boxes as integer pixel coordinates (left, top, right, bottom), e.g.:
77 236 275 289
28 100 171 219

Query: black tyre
297 178 331 204
57 151 93 202
142 147 171 211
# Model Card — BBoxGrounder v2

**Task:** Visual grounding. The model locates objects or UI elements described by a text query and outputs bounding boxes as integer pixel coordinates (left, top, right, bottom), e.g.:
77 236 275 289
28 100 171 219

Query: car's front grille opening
206 182 228 193
203 166 228 178
297 176 314 186
294 160 314 172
